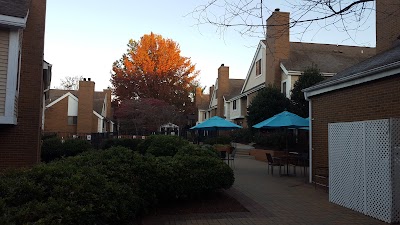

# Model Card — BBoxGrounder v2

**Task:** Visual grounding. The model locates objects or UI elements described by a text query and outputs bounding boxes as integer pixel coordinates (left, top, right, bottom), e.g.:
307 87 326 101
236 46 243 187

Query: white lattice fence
329 119 400 223
391 118 400 222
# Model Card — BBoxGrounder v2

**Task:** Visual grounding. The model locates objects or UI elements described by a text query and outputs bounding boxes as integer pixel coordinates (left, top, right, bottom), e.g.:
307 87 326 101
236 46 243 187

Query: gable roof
0 0 30 18
304 44 400 97
241 41 266 93
46 89 107 115
281 42 375 73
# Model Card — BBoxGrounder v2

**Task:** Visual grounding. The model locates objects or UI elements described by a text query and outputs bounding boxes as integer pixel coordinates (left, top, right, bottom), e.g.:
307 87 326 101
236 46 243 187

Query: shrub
41 138 92 162
40 137 63 162
253 131 286 150
229 128 254 144
203 135 232 145
175 144 219 159
1 147 143 224
1 145 234 224
168 155 234 198
138 135 190 156
101 138 143 151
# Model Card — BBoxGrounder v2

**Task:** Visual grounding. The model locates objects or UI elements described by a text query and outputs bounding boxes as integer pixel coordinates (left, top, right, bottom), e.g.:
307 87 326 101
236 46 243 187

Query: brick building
195 64 244 124
196 9 375 127
44 79 115 138
303 0 400 185
0 0 48 169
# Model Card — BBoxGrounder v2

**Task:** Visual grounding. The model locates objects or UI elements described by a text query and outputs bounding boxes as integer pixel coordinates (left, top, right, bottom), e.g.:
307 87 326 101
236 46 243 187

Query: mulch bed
150 191 249 215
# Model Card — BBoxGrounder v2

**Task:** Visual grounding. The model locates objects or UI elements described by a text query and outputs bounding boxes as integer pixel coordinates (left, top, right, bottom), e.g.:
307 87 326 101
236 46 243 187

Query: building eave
0 11 29 28
303 61 400 99
46 92 78 108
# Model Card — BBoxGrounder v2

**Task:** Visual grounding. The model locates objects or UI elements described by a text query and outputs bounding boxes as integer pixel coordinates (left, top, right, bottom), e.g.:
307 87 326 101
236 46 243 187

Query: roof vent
83 78 86 81
221 64 224 67
88 78 91 81
275 8 280 12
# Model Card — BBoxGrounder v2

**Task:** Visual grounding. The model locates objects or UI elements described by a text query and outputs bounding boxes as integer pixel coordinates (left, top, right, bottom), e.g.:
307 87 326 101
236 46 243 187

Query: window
255 59 261 75
282 82 287 96
233 100 237 110
68 116 77 125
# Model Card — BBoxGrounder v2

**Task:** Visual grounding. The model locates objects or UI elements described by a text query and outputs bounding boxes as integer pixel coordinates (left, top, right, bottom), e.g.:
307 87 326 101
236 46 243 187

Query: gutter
303 60 400 98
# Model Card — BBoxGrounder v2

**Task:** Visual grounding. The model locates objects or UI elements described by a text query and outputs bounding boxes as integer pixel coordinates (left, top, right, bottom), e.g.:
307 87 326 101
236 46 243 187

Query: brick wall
44 97 76 134
103 88 112 118
310 75 400 182
77 80 95 133
376 0 400 54
0 0 47 169
265 10 290 87
217 65 230 117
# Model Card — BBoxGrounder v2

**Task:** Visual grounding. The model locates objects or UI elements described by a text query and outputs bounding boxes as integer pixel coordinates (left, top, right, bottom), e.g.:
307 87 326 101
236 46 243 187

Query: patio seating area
142 153 386 225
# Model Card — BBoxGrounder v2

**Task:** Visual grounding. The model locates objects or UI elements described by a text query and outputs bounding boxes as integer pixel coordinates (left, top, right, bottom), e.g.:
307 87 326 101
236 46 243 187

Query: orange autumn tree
111 32 199 113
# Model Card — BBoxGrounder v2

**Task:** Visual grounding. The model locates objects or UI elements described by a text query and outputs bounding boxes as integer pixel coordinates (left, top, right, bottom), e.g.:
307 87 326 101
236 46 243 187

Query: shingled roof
281 42 375 73
304 43 400 93
46 89 107 115
225 79 245 100
0 0 30 18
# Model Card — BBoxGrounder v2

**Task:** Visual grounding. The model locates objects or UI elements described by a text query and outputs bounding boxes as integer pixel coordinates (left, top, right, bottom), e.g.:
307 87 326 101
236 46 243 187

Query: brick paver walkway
142 155 387 225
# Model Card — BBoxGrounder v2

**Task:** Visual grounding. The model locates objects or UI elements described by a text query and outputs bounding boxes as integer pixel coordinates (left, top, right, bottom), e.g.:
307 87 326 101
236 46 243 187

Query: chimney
77 79 95 134
195 87 203 107
265 10 290 87
103 88 112 119
209 85 214 99
376 0 400 54
217 64 230 117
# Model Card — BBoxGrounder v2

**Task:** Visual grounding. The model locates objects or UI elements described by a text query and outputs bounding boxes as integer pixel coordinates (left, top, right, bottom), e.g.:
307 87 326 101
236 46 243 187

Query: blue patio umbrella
190 116 242 131
252 111 309 175
253 111 309 129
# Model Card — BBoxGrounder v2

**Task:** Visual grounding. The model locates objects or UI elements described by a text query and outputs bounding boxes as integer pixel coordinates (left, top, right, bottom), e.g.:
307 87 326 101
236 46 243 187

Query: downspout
304 92 312 183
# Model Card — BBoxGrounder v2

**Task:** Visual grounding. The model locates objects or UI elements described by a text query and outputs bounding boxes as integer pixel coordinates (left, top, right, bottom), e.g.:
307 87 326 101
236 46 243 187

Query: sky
44 0 376 92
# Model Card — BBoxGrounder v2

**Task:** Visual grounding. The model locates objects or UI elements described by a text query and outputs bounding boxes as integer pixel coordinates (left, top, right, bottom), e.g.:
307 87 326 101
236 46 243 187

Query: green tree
290 66 325 117
246 85 292 127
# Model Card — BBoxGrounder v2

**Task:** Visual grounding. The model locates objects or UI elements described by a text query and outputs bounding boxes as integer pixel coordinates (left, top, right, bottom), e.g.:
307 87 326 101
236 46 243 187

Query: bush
1 147 143 224
138 135 189 156
40 137 63 162
1 144 235 224
253 131 286 150
203 135 232 145
41 138 92 162
229 128 254 144
101 138 143 151
175 144 219 159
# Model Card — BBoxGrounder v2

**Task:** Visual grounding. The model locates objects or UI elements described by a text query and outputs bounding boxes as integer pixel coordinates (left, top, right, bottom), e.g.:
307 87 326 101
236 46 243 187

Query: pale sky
44 0 376 92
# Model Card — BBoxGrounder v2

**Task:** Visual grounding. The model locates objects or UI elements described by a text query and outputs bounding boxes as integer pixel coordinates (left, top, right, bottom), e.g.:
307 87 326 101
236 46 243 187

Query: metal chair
228 147 237 168
266 153 285 176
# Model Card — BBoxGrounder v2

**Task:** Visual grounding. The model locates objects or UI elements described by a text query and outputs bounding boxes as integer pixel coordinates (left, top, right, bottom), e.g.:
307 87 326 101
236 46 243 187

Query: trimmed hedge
101 138 143 151
1 140 234 224
41 138 92 162
138 135 190 156
203 136 232 145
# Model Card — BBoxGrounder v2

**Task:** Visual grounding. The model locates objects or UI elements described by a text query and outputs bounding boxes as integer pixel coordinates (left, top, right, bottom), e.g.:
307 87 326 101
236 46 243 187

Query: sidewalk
142 156 386 225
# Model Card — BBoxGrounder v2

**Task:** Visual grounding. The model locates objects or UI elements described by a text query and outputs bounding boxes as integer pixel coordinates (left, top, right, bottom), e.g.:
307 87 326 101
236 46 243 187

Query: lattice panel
391 118 400 222
365 120 391 223
329 119 400 224
329 121 365 213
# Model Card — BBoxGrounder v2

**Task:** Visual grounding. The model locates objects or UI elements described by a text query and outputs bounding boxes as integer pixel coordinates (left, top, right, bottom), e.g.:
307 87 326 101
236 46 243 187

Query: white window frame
0 29 22 124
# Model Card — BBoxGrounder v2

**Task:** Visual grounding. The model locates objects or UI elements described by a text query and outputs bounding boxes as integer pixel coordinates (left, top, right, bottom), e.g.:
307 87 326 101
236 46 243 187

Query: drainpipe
304 92 312 183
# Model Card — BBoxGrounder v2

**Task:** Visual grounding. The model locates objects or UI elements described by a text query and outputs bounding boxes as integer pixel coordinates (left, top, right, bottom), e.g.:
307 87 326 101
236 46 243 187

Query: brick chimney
217 64 230 117
376 0 400 54
103 88 112 118
265 9 290 87
77 79 95 134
